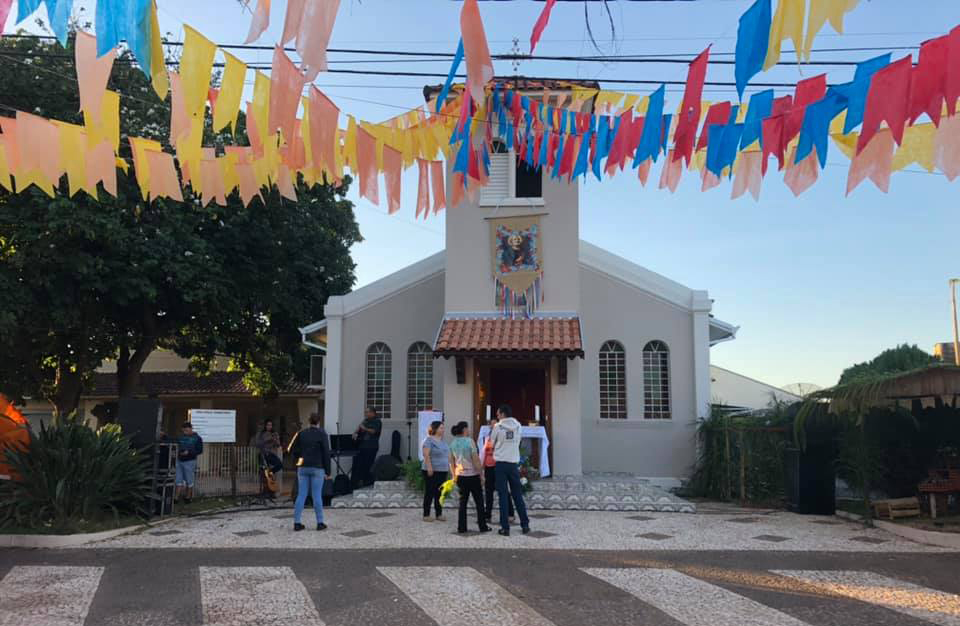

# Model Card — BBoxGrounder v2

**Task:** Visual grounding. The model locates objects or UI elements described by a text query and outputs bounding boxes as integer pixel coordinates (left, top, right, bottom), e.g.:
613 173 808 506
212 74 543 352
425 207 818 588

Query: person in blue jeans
287 413 331 531
491 404 530 536
175 422 203 504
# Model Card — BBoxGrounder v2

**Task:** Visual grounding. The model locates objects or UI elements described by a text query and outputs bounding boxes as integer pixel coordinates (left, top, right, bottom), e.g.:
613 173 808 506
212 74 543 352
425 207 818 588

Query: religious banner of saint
489 214 543 318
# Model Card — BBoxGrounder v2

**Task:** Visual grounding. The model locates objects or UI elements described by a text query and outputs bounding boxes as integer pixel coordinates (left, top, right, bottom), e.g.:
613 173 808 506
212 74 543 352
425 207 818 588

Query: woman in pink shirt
482 417 514 524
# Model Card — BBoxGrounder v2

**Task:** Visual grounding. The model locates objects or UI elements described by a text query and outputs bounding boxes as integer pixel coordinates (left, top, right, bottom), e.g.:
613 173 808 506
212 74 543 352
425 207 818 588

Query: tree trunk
116 311 160 399
51 360 83 418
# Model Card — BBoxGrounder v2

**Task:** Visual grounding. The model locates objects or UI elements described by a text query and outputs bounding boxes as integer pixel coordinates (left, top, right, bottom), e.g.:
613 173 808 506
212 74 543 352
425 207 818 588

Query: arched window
643 340 671 419
365 342 392 419
407 342 434 419
599 340 627 419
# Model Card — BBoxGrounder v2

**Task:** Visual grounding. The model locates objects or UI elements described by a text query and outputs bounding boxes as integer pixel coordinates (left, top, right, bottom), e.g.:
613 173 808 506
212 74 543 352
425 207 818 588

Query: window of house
599 340 627 419
479 140 543 204
406 342 433 419
643 340 671 419
365 342 392 419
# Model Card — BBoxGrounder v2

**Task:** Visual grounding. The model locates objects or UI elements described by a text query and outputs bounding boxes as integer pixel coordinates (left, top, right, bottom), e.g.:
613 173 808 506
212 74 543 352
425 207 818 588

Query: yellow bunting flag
54 121 90 197
129 137 163 200
802 0 859 61
892 124 936 172
149 1 169 99
180 25 217 117
214 51 247 132
343 115 358 171
84 90 120 152
764 0 805 69
252 71 272 147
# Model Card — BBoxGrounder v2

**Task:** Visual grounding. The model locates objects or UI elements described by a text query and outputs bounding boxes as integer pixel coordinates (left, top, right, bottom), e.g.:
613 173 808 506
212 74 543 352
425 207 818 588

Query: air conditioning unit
309 354 325 388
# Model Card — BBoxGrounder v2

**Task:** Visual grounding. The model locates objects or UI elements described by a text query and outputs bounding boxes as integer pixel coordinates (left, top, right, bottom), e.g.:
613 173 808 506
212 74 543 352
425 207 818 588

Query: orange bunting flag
460 0 494 104
383 144 402 215
308 87 340 176
784 148 819 197
416 158 429 219
200 158 227 206
934 115 960 181
637 158 651 187
269 46 307 145
281 0 306 44
86 139 117 197
18 112 62 186
0 141 11 193
356 126 379 204
430 160 446 213
246 101 264 157
129 137 162 200
144 150 183 202
731 150 763 201
701 168 722 192
168 72 191 145
847 130 895 194
245 0 271 44
235 161 262 206
277 163 298 201
296 0 340 80
75 31 115 124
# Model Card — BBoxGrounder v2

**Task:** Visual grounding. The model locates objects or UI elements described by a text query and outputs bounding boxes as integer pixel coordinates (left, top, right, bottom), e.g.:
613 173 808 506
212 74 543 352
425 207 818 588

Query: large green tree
838 344 936 385
0 32 361 415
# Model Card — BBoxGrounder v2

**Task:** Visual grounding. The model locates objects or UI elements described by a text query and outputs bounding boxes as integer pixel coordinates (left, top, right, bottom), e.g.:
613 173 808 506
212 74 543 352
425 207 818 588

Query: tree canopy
838 344 937 386
0 32 362 415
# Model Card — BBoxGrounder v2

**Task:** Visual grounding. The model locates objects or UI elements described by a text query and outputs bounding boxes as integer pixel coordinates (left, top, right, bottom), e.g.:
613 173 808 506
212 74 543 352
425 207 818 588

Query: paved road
2 548 959 626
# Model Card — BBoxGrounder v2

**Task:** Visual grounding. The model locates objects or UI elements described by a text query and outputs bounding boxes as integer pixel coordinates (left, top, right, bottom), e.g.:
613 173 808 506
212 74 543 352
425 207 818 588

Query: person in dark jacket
288 413 331 531
175 422 203 504
352 407 382 488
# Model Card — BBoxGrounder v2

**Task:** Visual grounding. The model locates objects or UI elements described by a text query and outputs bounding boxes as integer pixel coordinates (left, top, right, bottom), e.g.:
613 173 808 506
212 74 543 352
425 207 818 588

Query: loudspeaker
117 399 163 449
784 444 836 515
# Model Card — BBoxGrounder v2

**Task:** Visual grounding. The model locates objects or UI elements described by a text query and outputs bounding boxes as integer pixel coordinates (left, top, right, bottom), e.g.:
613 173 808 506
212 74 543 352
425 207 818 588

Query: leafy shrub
401 458 424 492
0 415 151 532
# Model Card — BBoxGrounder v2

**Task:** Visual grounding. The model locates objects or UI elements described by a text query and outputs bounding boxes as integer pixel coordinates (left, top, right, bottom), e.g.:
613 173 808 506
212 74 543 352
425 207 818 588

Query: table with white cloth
477 425 550 478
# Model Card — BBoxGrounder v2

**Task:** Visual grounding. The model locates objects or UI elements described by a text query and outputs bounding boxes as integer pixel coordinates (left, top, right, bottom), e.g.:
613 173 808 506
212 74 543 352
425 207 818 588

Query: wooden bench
873 497 921 519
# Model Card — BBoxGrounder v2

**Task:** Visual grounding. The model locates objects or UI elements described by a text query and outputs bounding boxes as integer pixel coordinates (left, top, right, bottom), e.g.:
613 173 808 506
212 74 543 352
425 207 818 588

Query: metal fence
194 444 262 497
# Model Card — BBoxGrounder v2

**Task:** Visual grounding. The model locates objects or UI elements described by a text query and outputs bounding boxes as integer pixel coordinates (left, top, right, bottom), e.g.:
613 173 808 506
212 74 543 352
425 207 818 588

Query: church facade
301 86 737 487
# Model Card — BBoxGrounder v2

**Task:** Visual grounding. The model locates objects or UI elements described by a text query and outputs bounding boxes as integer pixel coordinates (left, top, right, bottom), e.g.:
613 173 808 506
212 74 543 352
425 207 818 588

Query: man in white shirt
491 404 530 536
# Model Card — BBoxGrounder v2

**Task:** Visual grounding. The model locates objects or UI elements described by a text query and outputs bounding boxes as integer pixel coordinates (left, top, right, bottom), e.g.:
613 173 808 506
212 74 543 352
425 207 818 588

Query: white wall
578 266 698 484
710 365 801 410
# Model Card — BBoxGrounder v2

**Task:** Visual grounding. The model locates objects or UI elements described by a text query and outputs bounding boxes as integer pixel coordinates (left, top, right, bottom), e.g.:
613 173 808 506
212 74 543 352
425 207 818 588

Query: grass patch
836 499 868 517
175 496 234 516
0 515 146 535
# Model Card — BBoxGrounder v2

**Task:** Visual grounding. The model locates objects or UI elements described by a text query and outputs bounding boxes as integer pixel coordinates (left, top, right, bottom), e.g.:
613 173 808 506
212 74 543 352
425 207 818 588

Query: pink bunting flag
18 112 61 185
416 158 429 219
673 46 710 165
430 160 446 213
460 0 494 104
244 0 271 44
909 34 948 126
277 164 298 202
700 168 721 192
383 145 402 215
208 87 219 112
233 162 259 206
0 0 13 35
296 0 341 80
75 31 116 124
270 46 306 145
636 158 651 187
200 158 227 206
848 130 895 194
281 119 307 171
144 150 183 202
934 114 960 180
658 150 682 193
246 101 264 158
731 151 762 201
529 0 557 54
168 72 191 146
784 148 819 197
282 0 306 44
85 140 116 197
858 56 912 153
356 126 379 205
308 87 340 175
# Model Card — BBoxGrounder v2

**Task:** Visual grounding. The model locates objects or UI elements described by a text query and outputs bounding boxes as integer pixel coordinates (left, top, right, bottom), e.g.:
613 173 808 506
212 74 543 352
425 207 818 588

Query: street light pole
951 278 960 367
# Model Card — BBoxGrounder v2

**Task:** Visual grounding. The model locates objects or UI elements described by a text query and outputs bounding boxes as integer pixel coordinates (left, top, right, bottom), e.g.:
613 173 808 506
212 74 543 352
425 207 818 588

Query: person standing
449 422 490 534
491 405 530 536
288 413 331 531
175 422 203 504
482 416 514 525
253 419 284 473
352 407 382 488
421 420 449 522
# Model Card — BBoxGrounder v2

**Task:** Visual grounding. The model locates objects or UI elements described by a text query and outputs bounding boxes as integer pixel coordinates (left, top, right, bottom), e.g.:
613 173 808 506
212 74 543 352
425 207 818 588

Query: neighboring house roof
710 365 801 412
85 371 320 398
302 241 738 345
434 316 584 358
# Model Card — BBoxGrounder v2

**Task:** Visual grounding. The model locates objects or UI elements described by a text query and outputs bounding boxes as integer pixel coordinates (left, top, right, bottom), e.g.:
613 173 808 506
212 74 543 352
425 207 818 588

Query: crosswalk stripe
582 568 812 626
378 566 556 626
773 570 960 626
199 566 325 626
0 565 104 626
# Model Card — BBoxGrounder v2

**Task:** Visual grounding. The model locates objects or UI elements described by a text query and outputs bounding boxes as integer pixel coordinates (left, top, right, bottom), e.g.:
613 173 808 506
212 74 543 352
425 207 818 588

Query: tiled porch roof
433 317 584 358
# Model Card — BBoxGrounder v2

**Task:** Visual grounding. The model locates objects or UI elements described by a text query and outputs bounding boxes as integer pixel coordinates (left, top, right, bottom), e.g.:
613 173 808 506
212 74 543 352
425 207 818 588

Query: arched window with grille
599 340 627 419
365 342 392 419
406 342 434 419
643 340 671 419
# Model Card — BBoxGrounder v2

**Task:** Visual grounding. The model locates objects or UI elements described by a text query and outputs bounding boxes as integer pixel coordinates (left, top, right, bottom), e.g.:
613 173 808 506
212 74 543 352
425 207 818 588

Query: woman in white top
448 421 491 534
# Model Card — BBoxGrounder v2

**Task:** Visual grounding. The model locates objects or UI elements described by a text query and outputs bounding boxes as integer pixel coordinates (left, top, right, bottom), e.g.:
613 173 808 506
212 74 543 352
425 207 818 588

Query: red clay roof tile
434 317 583 357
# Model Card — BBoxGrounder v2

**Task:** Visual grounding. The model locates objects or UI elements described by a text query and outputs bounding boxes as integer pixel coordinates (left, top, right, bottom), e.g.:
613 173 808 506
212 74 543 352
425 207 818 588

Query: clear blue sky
7 0 960 388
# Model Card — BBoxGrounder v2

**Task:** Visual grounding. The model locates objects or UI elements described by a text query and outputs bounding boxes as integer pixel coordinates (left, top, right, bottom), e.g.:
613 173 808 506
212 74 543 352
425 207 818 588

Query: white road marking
582 567 812 626
199 566 325 626
378 566 556 626
0 565 104 626
774 570 960 626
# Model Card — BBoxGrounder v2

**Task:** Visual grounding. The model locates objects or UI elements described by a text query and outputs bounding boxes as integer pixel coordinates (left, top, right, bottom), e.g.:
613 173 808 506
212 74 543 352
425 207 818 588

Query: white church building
301 85 739 487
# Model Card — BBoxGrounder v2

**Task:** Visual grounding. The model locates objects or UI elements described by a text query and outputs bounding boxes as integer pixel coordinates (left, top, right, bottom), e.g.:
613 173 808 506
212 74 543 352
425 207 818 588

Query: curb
0 517 177 549
835 510 960 550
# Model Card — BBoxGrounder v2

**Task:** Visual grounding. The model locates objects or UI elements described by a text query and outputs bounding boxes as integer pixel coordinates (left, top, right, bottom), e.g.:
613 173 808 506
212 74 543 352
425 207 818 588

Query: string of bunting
1 0 959 215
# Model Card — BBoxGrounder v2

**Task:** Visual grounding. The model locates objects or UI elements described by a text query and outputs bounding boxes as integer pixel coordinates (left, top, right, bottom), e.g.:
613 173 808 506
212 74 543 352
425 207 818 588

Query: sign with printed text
188 409 236 443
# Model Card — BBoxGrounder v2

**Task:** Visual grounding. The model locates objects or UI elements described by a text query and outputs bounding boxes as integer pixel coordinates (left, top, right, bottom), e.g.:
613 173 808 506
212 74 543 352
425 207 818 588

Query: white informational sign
417 410 444 461
188 409 236 443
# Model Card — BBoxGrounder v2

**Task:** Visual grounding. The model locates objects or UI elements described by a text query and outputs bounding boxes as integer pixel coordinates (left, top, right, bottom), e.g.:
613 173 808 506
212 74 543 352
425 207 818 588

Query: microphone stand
405 418 413 460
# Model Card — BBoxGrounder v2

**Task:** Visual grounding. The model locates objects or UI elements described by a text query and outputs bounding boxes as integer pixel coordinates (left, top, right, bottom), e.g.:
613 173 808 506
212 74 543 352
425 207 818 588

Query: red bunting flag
945 26 960 117
673 46 710 165
785 75 826 144
761 115 786 175
530 0 557 54
909 35 949 126
858 56 912 153
696 102 732 152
